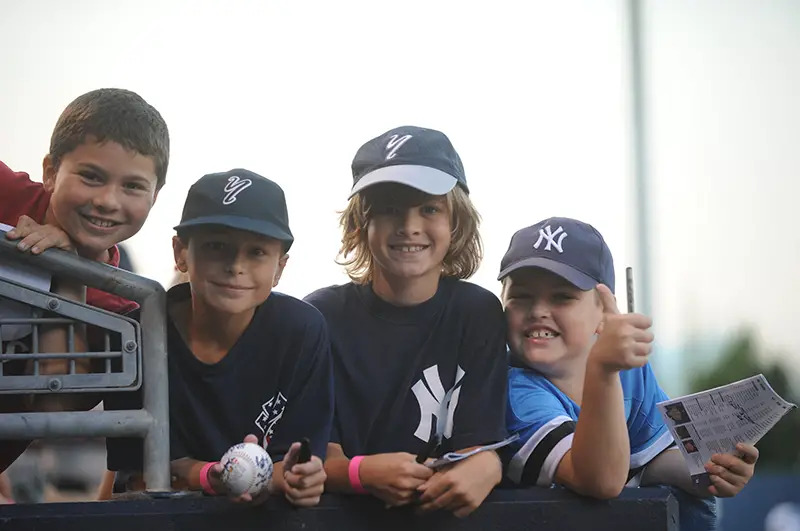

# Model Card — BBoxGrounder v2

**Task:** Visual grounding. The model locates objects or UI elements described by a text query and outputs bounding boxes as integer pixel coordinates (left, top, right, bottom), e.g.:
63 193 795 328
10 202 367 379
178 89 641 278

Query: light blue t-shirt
504 363 674 486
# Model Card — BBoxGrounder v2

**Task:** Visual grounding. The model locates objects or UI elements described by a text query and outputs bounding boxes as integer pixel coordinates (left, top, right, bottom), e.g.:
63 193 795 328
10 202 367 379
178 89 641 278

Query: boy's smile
42 138 159 261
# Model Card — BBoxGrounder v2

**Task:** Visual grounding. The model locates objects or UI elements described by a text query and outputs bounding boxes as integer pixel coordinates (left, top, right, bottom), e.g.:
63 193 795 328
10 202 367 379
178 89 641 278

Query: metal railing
0 230 171 492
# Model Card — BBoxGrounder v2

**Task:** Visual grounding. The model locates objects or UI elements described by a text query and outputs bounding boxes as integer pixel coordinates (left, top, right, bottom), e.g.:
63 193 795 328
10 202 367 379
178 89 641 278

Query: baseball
220 442 273 497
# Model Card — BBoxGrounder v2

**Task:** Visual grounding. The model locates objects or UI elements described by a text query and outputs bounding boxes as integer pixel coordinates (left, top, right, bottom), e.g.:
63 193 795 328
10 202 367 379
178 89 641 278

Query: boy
499 217 759 529
0 88 169 473
103 170 331 506
305 126 508 518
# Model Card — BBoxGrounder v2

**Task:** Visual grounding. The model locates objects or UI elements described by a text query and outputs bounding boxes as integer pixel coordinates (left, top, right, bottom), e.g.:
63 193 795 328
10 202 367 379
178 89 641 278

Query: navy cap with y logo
174 168 294 251
497 217 615 293
350 125 469 197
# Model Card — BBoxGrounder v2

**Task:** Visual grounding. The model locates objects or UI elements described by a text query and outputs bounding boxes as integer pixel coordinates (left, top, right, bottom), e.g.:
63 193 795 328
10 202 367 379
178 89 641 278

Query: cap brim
497 256 598 290
349 165 457 198
174 215 294 251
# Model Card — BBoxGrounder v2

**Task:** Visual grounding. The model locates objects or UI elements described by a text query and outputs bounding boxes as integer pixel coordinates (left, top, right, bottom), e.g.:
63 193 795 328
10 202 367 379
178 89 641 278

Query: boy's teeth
528 330 555 339
87 216 115 227
395 245 425 252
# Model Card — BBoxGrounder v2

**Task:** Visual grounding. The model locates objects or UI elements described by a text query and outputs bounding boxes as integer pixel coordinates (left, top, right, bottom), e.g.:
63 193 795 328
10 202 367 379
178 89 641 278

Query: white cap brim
349 165 458 198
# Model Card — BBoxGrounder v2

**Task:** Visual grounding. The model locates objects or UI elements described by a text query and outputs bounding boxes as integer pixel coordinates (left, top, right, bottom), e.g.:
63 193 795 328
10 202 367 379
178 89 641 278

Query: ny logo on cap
385 134 413 160
222 175 252 205
534 225 567 253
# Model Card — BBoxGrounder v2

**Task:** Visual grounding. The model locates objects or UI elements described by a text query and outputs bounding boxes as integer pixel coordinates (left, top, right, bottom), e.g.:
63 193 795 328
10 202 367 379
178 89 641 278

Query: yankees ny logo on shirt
222 175 253 205
385 134 412 160
534 225 567 253
254 391 287 449
411 364 465 442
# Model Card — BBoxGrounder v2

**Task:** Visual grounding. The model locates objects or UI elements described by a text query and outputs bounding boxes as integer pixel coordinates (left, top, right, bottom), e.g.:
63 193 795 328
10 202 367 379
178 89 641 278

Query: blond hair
337 186 483 284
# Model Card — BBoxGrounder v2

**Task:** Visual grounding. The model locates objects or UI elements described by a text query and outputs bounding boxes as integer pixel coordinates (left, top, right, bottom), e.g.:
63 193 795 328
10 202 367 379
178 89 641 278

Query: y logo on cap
534 225 567 253
222 175 253 205
385 134 413 160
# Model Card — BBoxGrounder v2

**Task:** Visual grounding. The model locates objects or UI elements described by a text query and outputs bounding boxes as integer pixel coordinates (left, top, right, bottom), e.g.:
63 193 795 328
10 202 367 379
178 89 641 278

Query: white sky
1 0 798 394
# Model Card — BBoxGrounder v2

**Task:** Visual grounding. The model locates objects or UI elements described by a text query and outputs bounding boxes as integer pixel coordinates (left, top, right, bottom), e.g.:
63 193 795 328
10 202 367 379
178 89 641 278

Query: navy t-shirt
105 283 333 470
304 277 508 457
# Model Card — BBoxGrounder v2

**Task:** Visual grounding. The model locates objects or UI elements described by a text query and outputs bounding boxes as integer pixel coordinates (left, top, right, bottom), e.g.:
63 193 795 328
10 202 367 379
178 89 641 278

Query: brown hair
337 186 482 284
49 88 170 189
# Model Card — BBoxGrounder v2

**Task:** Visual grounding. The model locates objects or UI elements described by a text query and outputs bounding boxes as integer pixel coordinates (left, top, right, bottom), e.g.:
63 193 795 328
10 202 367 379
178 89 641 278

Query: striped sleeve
504 369 576 487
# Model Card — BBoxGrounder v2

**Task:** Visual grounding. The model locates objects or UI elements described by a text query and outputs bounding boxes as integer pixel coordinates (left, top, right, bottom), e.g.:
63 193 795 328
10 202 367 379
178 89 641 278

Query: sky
1 0 798 394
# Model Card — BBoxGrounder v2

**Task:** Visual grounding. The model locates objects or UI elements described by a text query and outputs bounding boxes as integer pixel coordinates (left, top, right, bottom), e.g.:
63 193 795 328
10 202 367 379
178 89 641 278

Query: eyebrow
76 163 153 186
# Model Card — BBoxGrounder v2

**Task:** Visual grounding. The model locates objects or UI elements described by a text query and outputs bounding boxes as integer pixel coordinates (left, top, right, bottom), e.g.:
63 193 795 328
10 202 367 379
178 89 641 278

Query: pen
416 434 440 464
298 437 312 463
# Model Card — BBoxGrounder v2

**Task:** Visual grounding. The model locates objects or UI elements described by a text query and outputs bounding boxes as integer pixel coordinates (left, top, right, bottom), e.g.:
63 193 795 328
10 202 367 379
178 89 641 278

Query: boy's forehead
64 137 158 182
363 183 443 207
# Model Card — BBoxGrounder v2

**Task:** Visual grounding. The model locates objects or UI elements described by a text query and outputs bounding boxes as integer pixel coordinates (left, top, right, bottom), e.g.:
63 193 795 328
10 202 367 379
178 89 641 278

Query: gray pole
627 0 653 320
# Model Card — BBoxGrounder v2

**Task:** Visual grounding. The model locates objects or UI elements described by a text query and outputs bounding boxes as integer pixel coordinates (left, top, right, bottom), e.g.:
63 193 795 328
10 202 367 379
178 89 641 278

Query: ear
172 235 189 273
42 154 57 193
272 254 290 288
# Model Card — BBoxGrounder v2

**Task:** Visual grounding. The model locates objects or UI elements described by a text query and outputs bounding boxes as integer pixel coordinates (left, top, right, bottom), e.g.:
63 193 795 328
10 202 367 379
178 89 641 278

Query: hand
281 441 326 507
704 443 758 497
5 215 74 255
358 452 434 507
416 451 502 518
589 284 654 373
208 434 271 505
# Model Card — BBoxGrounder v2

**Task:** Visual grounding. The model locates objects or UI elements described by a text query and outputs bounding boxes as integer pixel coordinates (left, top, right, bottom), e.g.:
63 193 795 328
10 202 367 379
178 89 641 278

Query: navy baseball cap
498 217 615 293
174 169 294 251
349 125 469 198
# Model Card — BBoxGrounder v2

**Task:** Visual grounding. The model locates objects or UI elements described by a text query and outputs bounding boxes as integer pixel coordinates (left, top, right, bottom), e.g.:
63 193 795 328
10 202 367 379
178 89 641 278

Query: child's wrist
199 461 219 495
348 455 369 494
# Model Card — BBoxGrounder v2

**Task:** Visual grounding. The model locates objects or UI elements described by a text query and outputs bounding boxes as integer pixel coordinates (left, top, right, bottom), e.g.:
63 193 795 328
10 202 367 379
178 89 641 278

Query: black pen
416 434 440 464
298 437 312 463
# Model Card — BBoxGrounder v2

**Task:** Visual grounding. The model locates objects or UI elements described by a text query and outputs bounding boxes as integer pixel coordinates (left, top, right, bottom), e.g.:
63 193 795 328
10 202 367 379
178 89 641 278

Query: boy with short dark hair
499 217 759 530
103 170 332 506
0 87 169 472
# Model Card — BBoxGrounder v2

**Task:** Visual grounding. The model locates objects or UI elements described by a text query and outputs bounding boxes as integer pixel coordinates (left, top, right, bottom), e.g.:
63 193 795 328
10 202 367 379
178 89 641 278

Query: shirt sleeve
264 310 334 463
0 161 49 226
624 363 674 468
445 292 508 452
503 370 576 487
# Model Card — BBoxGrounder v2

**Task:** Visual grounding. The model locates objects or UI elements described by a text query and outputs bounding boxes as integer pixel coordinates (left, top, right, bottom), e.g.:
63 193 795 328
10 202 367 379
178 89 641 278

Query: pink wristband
199 461 219 496
348 455 368 494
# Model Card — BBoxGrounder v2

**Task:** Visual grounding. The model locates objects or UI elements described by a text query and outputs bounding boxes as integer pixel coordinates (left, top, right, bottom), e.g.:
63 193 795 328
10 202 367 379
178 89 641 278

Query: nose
527 297 552 320
396 208 422 236
224 248 247 275
92 185 122 213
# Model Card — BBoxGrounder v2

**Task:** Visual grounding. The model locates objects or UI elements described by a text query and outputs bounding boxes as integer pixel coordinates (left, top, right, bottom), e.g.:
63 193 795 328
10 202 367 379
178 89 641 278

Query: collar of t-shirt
354 277 454 325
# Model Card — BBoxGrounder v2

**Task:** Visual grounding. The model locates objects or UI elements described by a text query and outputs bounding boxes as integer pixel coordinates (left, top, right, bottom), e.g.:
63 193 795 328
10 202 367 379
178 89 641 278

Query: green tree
690 330 800 470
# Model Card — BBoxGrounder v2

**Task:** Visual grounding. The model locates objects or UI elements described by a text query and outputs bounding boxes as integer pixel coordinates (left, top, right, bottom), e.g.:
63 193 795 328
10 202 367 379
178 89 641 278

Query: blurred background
1 0 798 528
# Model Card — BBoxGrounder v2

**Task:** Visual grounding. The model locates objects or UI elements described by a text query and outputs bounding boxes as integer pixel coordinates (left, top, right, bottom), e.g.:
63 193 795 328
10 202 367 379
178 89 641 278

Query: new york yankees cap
174 168 294 251
498 217 615 293
349 125 469 198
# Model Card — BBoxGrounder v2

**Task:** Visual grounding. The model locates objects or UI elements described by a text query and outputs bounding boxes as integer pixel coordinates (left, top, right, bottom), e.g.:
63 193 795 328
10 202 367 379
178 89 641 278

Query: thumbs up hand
589 284 654 373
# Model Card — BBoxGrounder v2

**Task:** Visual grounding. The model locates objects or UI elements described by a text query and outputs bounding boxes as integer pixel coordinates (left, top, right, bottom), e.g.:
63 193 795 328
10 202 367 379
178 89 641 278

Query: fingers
405 460 435 481
417 486 456 513
596 284 619 315
282 441 301 472
417 473 450 503
709 453 755 480
287 455 323 478
735 443 759 465
243 433 259 444
707 473 741 497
